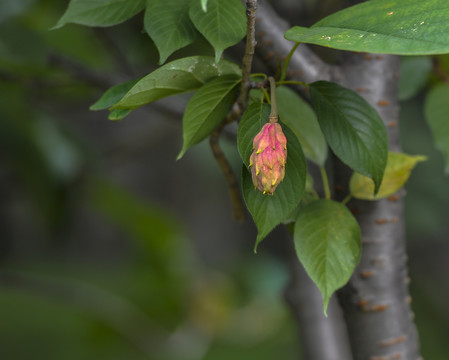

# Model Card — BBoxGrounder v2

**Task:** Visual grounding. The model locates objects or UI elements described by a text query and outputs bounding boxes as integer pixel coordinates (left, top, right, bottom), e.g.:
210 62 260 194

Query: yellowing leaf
350 152 426 200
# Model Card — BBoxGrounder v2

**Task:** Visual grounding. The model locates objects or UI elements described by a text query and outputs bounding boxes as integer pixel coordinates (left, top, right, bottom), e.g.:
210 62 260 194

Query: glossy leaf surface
310 81 388 193
114 56 241 109
285 0 449 55
294 199 361 315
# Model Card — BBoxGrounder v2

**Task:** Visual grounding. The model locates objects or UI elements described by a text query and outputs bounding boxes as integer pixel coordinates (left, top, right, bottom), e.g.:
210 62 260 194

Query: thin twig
209 0 259 222
237 0 258 111
209 121 246 222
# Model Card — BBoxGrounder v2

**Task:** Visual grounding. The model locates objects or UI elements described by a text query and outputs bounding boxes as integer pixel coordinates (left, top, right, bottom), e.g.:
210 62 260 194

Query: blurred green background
0 1 448 359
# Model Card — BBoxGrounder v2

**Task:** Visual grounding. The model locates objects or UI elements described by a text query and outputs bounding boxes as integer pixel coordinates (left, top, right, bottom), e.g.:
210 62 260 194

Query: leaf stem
320 166 331 200
341 194 352 205
261 87 271 104
268 76 278 120
280 42 300 82
250 73 268 80
277 80 309 88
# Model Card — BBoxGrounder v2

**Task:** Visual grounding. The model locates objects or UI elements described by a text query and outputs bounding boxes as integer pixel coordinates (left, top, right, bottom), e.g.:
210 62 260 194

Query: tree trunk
254 1 422 359
336 53 421 360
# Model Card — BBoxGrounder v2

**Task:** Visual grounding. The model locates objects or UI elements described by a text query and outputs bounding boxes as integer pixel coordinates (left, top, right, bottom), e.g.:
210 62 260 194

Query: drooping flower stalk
249 77 287 194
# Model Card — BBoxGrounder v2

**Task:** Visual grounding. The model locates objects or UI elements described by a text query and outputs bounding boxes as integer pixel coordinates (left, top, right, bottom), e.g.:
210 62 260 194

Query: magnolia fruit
249 119 287 194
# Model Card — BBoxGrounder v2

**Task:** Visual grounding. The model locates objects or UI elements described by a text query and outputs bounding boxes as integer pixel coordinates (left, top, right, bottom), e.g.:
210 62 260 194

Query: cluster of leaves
54 0 449 314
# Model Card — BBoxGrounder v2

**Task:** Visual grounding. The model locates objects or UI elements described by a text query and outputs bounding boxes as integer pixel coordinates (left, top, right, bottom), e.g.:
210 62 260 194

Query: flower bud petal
249 121 287 194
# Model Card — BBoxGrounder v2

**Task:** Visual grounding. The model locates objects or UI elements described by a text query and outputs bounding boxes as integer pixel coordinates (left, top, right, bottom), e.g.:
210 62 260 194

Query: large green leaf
238 103 307 250
310 81 388 193
177 75 241 159
285 0 449 55
53 0 145 29
294 199 361 315
189 0 246 62
114 56 241 109
276 86 328 167
350 152 426 200
399 56 432 100
425 83 449 173
144 0 198 64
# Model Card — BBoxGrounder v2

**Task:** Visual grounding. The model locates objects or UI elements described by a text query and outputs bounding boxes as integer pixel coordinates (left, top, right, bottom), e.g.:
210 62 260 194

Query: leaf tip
176 148 186 161
322 296 330 318
284 26 308 42
49 22 64 31
254 234 265 253
416 155 428 163
158 52 169 66
214 49 223 64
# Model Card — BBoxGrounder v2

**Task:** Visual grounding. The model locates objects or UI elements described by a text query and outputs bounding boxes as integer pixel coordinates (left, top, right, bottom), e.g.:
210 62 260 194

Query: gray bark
336 53 421 360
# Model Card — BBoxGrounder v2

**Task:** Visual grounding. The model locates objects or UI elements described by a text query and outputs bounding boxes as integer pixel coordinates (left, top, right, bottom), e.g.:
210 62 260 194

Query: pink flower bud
249 122 287 194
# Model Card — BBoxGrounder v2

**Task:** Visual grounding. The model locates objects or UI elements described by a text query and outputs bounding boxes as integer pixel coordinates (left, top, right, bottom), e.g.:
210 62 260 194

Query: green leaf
310 81 388 193
238 103 307 250
201 0 208 12
425 83 449 173
53 0 145 29
350 152 427 200
90 79 140 111
189 0 246 62
177 75 241 159
399 56 432 100
144 0 198 64
108 108 132 121
114 56 241 109
276 86 328 166
294 199 361 315
285 0 449 55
